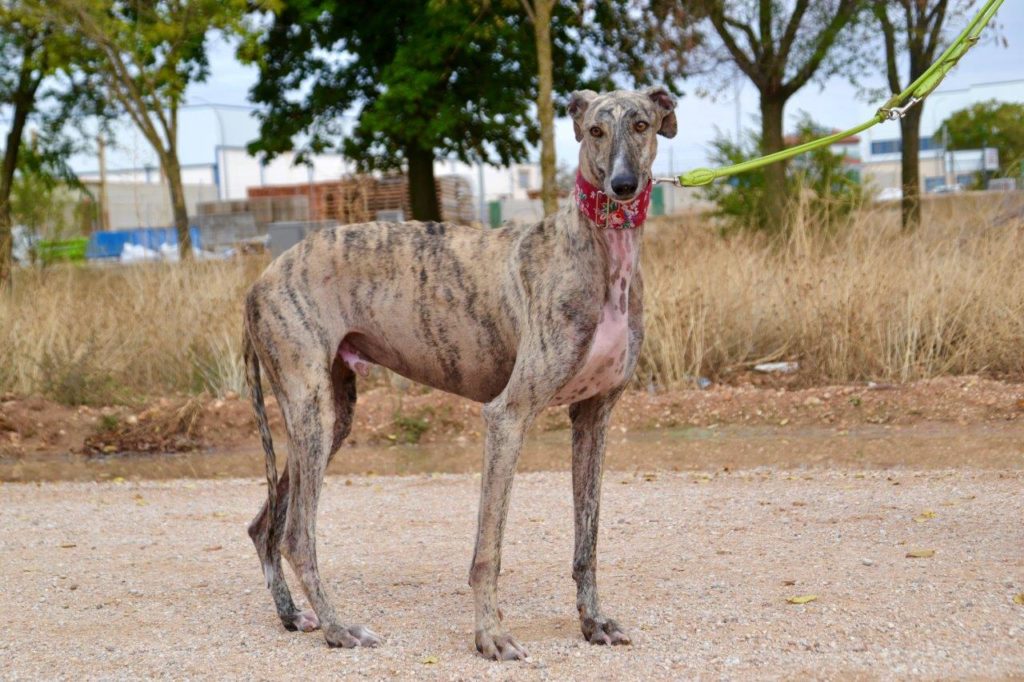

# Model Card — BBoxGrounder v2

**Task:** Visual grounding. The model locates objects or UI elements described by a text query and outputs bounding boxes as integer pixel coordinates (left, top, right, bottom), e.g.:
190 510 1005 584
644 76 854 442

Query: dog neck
573 171 652 230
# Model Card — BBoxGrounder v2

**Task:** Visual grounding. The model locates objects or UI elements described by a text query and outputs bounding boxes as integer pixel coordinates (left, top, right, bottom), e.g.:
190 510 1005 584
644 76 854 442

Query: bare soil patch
1 375 1022 466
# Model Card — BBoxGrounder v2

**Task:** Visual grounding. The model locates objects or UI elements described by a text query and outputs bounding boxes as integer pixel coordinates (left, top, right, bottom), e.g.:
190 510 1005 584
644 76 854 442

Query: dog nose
610 174 638 197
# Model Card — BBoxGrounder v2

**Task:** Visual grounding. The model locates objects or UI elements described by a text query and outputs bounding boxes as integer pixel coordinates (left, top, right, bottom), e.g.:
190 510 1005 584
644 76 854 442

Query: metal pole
97 134 110 231
477 163 485 224
212 108 227 200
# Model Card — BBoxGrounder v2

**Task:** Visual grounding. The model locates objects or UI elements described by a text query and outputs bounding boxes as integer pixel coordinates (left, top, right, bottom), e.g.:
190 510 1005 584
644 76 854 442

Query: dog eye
634 121 649 133
589 126 603 138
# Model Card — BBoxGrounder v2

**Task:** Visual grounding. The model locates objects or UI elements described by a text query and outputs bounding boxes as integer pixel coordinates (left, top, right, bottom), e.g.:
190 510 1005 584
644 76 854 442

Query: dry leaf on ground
787 595 818 604
913 509 937 523
906 549 936 558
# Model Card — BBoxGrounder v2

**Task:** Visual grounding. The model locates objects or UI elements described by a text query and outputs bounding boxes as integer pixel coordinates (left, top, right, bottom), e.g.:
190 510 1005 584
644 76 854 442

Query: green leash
657 0 1006 188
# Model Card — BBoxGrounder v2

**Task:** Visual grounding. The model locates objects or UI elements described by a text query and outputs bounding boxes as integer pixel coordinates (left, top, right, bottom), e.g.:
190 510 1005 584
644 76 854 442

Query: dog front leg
569 391 631 646
469 397 536 661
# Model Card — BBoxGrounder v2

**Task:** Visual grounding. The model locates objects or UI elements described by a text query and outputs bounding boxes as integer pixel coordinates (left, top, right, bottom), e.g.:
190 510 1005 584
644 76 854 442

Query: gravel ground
2 470 1022 680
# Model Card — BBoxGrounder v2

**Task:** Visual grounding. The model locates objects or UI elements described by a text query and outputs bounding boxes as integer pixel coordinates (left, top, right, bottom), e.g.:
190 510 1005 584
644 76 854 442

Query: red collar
574 171 652 230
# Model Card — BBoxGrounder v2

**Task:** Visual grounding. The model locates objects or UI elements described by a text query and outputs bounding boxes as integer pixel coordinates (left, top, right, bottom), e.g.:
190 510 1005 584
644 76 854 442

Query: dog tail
244 330 280 570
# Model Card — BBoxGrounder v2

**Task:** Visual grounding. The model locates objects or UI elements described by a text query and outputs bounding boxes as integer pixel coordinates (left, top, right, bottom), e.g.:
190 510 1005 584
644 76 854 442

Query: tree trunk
533 0 557 216
0 68 38 290
162 153 193 259
406 145 441 221
898 105 923 232
760 94 788 232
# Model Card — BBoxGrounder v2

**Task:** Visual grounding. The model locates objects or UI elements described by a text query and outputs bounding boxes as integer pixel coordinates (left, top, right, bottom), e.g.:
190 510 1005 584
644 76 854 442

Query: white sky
62 3 1024 176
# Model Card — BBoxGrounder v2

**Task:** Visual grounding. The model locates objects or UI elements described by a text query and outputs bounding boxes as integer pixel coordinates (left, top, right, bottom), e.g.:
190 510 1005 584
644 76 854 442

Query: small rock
861 558 874 566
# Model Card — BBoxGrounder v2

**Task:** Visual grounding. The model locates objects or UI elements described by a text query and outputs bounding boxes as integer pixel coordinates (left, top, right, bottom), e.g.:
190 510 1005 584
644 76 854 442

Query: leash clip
882 97 921 121
653 176 681 187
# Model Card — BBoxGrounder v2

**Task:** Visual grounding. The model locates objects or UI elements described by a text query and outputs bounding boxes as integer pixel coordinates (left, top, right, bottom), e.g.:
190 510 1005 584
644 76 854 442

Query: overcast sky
70 3 1024 176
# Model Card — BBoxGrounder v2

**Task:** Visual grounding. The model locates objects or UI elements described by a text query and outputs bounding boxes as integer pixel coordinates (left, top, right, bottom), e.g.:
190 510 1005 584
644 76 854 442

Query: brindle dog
243 86 677 660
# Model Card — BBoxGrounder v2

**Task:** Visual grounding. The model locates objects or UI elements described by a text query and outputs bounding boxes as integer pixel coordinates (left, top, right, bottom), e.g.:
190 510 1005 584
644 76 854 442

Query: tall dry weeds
0 259 264 403
1 194 1022 404
641 193 1024 386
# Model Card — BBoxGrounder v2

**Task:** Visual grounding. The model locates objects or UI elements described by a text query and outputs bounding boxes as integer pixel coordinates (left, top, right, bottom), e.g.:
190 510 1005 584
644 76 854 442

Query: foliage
703 113 866 234
245 1 587 168
38 341 126 406
681 1 865 228
581 0 699 94
241 0 685 219
37 0 251 257
10 132 87 243
391 412 431 445
941 99 1024 178
0 0 104 286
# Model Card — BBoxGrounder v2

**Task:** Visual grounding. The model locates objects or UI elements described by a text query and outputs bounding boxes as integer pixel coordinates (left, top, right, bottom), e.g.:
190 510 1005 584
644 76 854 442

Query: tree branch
519 0 536 25
723 16 762 61
923 0 950 64
707 3 759 83
776 0 810 66
873 1 903 94
758 0 773 61
780 0 859 97
60 3 171 153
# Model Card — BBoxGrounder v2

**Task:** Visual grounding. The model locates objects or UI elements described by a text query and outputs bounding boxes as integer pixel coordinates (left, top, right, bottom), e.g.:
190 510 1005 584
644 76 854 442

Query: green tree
703 112 865 233
244 0 593 221
245 0 681 222
872 0 980 232
689 1 863 232
940 99 1024 179
11 136 82 250
40 0 249 258
0 0 97 288
522 0 695 217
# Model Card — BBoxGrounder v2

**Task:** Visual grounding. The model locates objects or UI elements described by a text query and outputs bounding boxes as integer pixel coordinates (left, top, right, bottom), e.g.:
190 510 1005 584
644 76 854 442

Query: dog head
568 87 677 202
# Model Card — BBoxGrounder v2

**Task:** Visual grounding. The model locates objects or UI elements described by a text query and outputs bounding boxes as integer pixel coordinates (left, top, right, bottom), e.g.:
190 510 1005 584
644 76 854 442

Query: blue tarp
86 227 202 260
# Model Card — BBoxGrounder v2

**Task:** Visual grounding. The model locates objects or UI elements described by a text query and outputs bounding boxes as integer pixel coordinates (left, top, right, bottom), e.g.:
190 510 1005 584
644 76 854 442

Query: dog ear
568 90 598 142
645 86 677 139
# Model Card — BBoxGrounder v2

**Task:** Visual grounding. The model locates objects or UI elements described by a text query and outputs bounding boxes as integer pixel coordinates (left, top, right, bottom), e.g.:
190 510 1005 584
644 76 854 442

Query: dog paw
291 609 320 632
475 628 528 661
324 623 382 648
581 616 631 646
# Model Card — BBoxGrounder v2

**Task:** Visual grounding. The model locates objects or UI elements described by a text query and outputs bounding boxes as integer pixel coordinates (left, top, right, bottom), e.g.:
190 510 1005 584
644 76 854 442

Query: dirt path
3 469 1022 679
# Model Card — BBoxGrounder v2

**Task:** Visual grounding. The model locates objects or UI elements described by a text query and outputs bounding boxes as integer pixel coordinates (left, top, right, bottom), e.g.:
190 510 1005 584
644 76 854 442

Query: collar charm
574 171 652 230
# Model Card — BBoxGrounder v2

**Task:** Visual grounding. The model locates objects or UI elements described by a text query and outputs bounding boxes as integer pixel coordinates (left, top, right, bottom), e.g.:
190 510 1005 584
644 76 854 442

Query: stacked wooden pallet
437 176 476 223
247 174 476 225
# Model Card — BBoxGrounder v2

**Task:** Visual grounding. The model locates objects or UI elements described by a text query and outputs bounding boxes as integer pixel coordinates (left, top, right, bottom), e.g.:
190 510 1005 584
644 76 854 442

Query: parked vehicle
875 187 902 202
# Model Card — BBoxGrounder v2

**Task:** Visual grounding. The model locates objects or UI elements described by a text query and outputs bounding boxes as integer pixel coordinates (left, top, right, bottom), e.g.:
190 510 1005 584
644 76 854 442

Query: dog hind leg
279 367 381 649
247 469 321 631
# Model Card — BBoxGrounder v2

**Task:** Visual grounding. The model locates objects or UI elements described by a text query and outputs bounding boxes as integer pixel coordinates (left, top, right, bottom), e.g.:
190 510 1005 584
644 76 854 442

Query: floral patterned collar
574 171 652 230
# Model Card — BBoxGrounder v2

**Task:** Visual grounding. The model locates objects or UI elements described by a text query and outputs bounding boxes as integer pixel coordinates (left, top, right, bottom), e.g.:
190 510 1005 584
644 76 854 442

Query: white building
77 143 550 223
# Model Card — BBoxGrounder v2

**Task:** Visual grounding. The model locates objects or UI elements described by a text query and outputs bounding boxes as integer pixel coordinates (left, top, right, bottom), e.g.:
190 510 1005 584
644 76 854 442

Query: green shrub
703 112 868 234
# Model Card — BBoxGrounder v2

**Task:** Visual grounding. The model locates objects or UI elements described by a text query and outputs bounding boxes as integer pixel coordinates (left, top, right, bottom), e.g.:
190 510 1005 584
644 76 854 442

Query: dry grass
0 259 264 404
641 192 1024 386
2 192 1023 404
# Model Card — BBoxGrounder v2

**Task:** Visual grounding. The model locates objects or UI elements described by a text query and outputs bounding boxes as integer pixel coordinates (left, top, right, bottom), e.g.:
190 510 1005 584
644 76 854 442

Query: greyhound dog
243 86 676 660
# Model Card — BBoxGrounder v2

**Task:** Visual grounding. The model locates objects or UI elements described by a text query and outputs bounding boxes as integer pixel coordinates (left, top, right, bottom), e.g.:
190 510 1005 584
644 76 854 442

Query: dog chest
550 230 638 405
